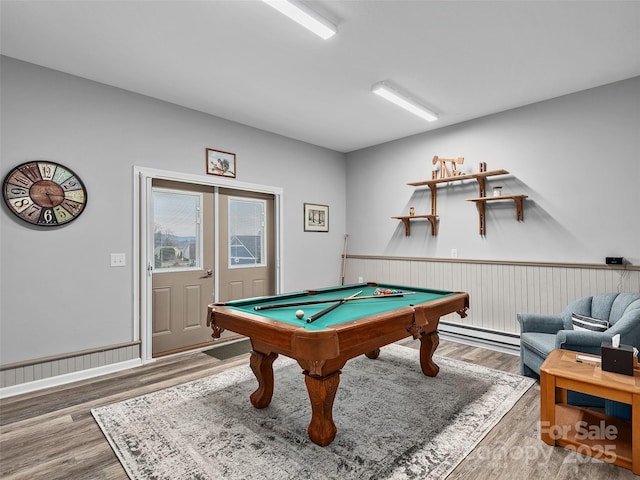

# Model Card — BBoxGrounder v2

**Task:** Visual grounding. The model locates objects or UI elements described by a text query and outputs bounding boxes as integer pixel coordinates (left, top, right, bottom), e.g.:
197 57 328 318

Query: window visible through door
153 188 202 272
228 196 266 268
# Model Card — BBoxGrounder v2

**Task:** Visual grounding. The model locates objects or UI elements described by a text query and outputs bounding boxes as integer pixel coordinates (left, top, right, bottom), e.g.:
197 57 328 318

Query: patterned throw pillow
571 313 609 332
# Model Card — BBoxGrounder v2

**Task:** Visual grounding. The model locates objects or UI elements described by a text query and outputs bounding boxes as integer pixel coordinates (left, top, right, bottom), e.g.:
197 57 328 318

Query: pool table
207 282 469 446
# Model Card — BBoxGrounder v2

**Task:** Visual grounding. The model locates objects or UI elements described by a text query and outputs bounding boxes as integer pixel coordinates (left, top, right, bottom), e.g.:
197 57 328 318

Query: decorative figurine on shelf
432 155 464 179
409 207 415 216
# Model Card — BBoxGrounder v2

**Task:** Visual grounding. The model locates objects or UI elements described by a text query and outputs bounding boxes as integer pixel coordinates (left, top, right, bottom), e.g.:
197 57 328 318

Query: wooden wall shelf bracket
466 195 528 236
428 185 437 216
392 215 438 236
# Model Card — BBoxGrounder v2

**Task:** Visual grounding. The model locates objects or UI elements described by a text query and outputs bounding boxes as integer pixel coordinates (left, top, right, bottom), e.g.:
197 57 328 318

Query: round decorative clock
3 161 87 226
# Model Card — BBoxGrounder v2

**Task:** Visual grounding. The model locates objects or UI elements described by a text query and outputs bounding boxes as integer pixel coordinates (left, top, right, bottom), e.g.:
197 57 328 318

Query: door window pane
229 197 266 268
153 188 202 271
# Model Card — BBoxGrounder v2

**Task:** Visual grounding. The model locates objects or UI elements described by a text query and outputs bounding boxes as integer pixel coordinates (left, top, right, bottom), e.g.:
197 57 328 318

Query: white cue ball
296 309 304 319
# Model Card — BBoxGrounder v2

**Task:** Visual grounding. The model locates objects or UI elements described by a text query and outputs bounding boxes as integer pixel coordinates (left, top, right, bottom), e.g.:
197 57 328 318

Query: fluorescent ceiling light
371 81 438 122
263 0 336 40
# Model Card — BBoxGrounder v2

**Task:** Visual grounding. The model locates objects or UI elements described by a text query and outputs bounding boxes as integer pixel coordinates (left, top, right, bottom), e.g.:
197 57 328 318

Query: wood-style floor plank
1 339 636 479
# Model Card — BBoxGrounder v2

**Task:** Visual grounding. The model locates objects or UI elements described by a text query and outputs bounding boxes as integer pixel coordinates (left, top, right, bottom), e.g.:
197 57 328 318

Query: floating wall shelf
394 163 527 236
466 194 528 236
407 169 509 215
391 215 438 236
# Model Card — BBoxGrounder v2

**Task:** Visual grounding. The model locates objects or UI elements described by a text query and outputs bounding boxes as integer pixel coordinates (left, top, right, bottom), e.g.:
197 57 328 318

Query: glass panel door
151 181 214 356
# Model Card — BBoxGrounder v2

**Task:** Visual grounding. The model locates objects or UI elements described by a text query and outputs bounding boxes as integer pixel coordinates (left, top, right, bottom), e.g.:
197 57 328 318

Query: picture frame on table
304 203 329 232
206 148 236 178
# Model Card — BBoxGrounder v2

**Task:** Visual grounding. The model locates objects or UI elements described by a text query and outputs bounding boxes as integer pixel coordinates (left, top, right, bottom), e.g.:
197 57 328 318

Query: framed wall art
206 148 236 178
304 203 329 232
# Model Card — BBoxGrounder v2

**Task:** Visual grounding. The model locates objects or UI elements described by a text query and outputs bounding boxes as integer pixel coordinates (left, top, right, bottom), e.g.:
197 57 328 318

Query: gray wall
346 77 640 264
1 56 346 364
2 55 638 370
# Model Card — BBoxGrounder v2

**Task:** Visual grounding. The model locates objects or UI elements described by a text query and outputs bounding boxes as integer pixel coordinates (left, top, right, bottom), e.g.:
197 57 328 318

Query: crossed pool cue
305 290 363 324
253 290 416 324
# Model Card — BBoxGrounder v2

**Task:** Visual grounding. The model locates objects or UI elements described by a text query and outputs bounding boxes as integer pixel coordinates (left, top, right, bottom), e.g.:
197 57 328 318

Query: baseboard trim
0 359 142 399
439 322 521 356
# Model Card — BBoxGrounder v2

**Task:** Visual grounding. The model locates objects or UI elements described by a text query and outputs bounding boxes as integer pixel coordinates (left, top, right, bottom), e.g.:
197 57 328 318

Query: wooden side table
539 349 640 474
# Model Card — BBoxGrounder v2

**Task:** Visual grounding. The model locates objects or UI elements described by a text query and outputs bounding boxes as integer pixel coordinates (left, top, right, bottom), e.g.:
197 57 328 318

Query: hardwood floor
1 339 637 479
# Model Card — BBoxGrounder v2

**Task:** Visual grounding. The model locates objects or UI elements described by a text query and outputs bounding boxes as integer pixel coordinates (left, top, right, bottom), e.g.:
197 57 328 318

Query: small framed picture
304 203 329 232
206 148 236 178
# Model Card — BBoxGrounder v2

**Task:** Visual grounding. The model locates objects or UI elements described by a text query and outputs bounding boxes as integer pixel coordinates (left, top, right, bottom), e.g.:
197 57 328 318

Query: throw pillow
571 313 609 332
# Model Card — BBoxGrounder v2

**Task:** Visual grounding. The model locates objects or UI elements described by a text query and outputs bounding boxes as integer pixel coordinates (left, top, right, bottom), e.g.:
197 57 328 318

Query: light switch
110 253 126 267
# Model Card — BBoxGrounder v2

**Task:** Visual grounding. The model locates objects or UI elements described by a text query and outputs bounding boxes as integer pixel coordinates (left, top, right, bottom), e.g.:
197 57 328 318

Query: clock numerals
39 208 57 225
4 185 29 199
60 199 84 216
38 162 57 181
63 188 86 204
8 196 33 213
18 204 42 222
7 171 33 189
61 176 83 192
53 205 74 223
19 163 42 183
52 166 73 185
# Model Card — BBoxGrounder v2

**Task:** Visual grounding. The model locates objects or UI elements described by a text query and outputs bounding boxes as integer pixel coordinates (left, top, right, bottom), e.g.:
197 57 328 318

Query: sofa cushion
609 294 640 324
571 313 609 332
589 293 618 321
520 332 557 359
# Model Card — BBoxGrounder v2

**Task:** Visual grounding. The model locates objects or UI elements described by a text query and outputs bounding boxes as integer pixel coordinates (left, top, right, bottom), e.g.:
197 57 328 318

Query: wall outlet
110 253 126 267
450 249 458 258
358 276 364 283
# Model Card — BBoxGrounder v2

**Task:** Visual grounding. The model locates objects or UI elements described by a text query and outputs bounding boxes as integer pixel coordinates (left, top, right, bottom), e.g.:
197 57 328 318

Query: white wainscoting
345 256 640 351
0 342 141 396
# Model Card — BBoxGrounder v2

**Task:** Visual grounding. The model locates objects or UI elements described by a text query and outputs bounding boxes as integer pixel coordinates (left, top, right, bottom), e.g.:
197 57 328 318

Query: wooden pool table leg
365 348 381 359
303 370 341 446
419 329 440 376
249 350 278 409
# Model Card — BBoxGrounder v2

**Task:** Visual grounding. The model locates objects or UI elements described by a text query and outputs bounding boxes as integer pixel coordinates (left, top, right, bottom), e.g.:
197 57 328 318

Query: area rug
92 344 534 480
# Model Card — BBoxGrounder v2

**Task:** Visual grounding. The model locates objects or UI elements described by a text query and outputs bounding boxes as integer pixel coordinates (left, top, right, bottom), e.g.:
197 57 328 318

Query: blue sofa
518 292 640 417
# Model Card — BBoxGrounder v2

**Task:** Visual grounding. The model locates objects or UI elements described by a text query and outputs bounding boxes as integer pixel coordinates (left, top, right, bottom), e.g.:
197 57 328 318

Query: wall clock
3 161 87 226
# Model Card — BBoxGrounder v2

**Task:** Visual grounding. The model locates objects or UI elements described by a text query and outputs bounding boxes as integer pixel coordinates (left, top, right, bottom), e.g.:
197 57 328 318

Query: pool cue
340 234 349 285
306 290 362 324
253 291 415 311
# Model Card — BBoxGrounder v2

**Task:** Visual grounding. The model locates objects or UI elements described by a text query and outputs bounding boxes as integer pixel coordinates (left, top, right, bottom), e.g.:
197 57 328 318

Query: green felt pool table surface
221 283 456 330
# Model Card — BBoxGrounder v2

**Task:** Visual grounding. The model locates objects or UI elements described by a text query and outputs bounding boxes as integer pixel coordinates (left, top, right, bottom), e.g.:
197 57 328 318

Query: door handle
201 268 213 279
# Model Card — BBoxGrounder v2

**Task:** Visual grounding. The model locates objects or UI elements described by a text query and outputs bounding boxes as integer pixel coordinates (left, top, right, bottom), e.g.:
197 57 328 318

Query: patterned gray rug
92 344 534 479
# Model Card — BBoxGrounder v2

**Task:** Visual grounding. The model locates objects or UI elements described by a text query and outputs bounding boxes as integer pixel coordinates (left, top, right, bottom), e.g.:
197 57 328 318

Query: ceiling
1 1 639 153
